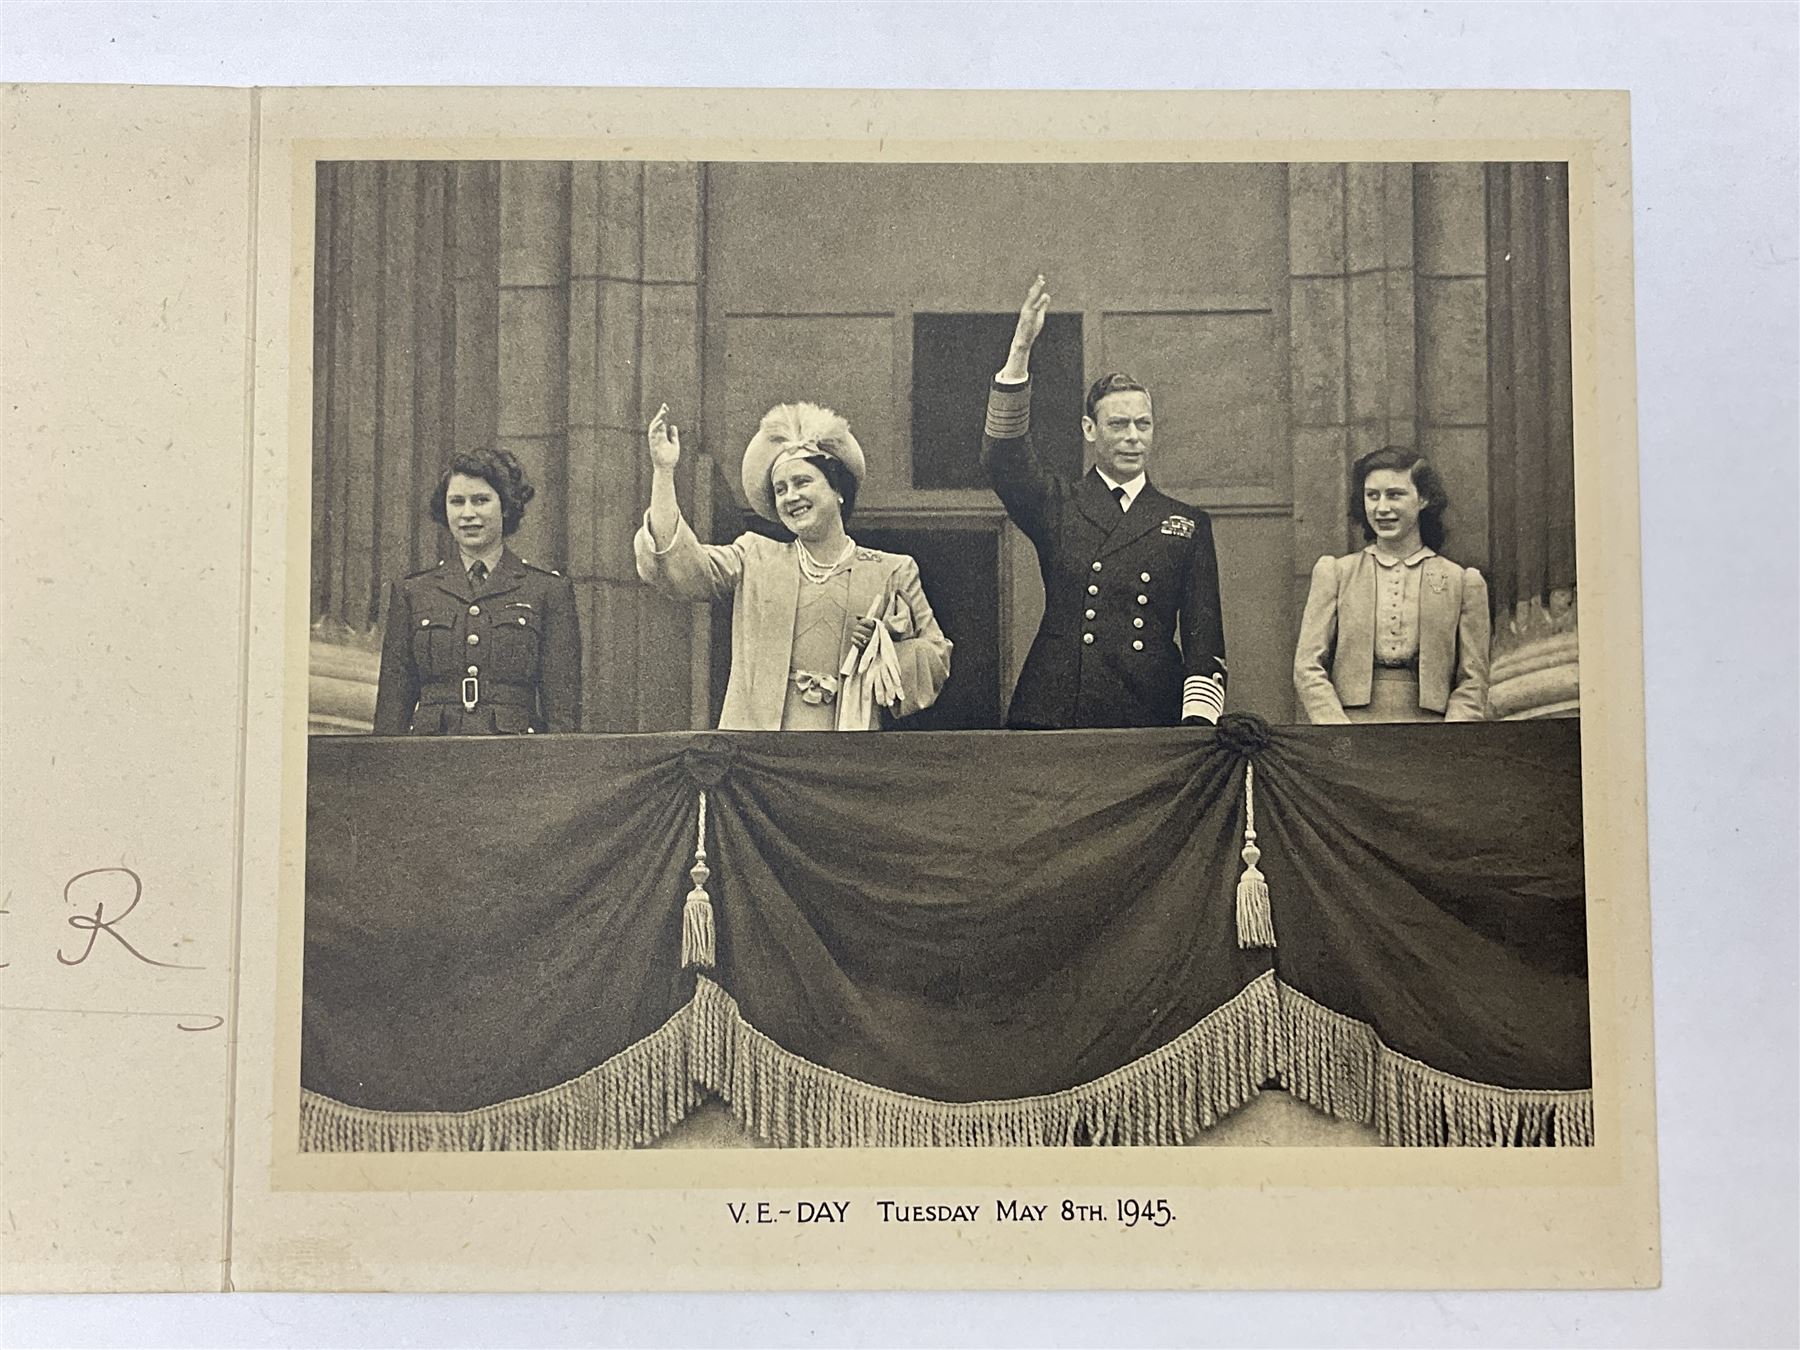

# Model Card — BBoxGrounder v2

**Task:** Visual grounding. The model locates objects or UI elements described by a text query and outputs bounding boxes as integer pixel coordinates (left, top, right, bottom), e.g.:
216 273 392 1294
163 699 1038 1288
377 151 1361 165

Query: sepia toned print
300 156 1588 1154
0 83 1658 1295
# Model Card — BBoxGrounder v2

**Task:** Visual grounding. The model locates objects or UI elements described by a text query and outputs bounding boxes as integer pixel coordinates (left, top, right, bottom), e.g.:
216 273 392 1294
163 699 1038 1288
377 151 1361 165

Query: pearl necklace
796 536 855 584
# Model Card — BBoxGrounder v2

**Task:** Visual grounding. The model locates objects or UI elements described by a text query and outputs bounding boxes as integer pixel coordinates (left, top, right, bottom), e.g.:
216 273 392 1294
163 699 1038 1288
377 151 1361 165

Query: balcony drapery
301 722 1591 1150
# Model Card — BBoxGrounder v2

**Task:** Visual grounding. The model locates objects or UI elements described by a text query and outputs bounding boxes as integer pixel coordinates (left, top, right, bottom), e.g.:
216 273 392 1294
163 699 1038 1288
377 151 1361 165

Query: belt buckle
460 675 479 711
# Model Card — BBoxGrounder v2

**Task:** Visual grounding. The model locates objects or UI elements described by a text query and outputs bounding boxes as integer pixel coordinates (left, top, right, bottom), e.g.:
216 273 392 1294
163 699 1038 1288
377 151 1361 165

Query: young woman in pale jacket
1293 447 1491 724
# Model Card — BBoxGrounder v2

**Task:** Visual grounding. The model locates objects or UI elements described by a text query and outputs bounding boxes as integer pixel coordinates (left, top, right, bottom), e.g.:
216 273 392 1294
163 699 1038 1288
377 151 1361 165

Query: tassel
1236 761 1277 948
682 891 715 970
681 790 716 970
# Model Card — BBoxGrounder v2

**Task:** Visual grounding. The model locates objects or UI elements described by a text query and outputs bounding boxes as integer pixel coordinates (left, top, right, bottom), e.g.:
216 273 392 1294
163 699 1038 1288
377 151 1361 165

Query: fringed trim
1275 979 1380 1124
297 973 1590 1152
694 971 1281 1149
298 1002 705 1153
1275 982 1594 1147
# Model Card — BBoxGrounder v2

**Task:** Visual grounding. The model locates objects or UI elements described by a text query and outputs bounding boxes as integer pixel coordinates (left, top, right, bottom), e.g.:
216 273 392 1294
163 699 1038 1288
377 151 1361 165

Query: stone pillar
1287 163 1419 615
1344 163 1419 459
1414 163 1493 576
1483 163 1579 719
449 163 502 478
566 162 707 732
495 162 572 574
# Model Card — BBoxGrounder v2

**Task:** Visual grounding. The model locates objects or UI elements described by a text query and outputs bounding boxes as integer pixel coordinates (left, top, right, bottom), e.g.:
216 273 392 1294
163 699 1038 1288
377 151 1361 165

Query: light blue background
2 4 1795 1346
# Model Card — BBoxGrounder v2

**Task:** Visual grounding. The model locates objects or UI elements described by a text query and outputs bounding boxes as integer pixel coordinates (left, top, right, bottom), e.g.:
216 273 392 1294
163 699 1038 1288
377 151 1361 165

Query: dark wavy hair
427 448 536 537
1350 446 1450 552
1084 372 1151 422
800 452 860 522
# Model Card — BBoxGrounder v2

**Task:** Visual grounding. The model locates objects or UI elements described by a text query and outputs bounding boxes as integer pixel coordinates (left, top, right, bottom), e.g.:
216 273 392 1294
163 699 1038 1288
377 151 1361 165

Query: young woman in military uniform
372 448 583 735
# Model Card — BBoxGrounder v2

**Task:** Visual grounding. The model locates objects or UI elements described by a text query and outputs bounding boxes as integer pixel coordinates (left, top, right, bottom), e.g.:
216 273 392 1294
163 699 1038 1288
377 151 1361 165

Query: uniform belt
419 680 536 708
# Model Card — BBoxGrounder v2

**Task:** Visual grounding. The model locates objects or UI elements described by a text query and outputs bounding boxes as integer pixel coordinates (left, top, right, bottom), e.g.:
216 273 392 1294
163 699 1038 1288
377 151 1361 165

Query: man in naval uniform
980 275 1227 729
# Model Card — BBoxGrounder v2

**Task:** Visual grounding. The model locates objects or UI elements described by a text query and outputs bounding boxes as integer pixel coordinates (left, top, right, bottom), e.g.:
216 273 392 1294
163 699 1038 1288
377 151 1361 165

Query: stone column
1414 162 1493 575
566 162 708 732
1483 163 1579 719
1287 163 1419 615
495 162 572 574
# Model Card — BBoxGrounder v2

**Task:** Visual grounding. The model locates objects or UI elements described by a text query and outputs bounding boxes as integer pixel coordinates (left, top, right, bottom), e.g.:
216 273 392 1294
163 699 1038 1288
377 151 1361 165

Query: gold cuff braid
984 381 1031 439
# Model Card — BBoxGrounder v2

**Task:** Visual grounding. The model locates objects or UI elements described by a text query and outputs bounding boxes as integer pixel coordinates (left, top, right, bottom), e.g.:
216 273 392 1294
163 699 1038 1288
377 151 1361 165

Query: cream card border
240 87 1650 1290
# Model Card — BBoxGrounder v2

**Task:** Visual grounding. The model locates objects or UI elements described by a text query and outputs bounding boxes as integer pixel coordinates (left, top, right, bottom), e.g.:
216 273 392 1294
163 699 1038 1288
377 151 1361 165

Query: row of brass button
1086 562 1154 650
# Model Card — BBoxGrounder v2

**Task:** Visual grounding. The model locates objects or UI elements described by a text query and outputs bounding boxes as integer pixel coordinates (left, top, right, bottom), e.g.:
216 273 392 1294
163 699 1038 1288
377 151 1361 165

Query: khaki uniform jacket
373 549 583 735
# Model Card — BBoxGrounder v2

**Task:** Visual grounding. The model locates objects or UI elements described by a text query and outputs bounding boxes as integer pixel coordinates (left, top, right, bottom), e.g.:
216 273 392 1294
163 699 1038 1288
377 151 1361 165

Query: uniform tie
468 559 488 589
1112 485 1128 513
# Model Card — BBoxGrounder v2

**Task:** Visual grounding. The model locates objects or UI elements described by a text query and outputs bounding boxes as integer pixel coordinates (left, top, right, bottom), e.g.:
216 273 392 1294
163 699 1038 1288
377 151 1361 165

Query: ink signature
57 867 201 970
0 867 221 1035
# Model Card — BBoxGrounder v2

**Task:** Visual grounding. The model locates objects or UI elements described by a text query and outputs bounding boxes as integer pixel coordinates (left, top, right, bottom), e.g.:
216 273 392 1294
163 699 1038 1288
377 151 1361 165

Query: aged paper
1 85 253 1293
2 85 1657 1292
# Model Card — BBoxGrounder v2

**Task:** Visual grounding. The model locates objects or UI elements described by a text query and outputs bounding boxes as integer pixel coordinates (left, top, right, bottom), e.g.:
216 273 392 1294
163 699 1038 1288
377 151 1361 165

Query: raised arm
633 401 747 603
998 273 1049 384
981 274 1058 543
645 402 682 551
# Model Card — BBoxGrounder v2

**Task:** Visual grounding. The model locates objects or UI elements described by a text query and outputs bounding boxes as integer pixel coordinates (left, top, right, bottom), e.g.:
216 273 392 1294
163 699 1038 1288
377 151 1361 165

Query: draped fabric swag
301 722 1591 1150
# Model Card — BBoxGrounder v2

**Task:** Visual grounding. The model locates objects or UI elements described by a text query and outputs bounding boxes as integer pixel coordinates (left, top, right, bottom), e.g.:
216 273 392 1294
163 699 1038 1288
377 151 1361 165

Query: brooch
1160 516 1195 538
789 669 840 706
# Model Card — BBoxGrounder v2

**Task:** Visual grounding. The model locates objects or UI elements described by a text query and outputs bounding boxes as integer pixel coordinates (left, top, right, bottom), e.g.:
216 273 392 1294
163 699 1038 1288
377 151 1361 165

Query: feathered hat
740 401 866 523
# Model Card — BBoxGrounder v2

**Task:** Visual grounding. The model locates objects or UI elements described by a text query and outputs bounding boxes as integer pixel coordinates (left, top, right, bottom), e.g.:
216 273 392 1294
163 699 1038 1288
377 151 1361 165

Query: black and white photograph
298 156 1591 1153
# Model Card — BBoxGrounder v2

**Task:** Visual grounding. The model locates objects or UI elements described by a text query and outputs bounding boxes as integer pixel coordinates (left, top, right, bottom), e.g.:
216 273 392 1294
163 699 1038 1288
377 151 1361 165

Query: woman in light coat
635 401 952 731
1293 446 1490 724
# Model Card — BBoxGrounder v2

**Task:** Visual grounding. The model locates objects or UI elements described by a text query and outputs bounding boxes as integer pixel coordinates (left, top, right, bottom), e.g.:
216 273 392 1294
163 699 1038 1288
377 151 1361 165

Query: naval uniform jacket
981 378 1227 729
372 548 582 735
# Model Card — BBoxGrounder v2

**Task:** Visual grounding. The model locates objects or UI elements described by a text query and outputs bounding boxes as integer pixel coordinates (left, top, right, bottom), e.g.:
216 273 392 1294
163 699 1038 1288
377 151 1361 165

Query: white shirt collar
1095 467 1147 512
1364 543 1436 568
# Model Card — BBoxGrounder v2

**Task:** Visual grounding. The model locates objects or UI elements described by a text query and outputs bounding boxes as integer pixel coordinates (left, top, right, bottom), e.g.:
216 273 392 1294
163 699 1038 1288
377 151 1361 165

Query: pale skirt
1343 666 1441 724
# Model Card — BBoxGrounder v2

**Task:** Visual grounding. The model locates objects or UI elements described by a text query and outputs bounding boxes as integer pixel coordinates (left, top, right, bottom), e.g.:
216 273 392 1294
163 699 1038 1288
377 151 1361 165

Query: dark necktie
469 560 488 589
1112 486 1128 513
